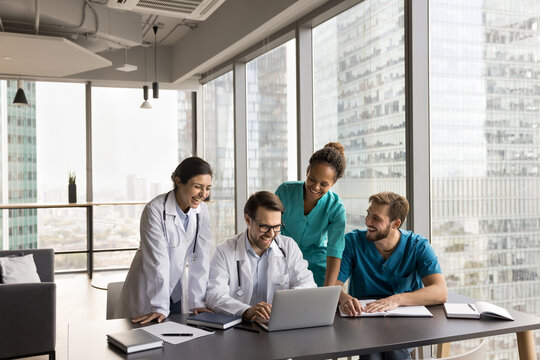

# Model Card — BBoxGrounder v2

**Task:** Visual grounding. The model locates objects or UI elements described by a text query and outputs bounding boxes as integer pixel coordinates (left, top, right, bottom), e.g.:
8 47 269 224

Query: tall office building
313 0 407 232
203 73 236 245
177 91 193 161
315 0 540 357
246 43 296 193
0 80 38 250
430 1 540 357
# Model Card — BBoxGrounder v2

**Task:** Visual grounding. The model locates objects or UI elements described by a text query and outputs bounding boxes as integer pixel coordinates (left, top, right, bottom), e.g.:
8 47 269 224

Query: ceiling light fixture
140 86 152 109
141 47 152 109
116 48 138 72
152 25 159 99
13 79 29 106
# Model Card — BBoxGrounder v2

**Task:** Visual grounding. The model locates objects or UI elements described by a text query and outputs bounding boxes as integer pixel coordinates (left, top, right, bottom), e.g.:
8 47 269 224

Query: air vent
108 0 225 20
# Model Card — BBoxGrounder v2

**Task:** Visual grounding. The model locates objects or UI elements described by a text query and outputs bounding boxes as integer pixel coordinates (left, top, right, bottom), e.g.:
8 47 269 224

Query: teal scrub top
276 181 346 286
338 229 442 298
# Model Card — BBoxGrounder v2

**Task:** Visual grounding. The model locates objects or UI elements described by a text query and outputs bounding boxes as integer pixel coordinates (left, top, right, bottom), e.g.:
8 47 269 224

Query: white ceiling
0 32 112 77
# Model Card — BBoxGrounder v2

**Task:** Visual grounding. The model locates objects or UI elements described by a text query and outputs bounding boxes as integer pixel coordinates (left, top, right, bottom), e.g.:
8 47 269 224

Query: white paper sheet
140 321 214 344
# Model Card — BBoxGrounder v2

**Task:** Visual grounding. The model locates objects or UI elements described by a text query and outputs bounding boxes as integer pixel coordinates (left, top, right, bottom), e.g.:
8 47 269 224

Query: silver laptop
256 286 341 331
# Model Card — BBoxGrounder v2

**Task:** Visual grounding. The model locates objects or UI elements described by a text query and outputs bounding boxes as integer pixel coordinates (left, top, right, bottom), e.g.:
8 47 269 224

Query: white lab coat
115 190 212 318
206 230 316 316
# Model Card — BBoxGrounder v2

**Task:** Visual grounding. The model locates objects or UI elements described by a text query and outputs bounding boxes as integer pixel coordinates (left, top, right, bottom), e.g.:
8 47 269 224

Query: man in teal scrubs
338 192 447 360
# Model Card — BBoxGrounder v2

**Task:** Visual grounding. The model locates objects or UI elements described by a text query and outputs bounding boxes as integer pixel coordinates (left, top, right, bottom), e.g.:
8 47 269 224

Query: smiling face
245 207 282 256
364 202 401 242
175 174 212 213
304 162 336 202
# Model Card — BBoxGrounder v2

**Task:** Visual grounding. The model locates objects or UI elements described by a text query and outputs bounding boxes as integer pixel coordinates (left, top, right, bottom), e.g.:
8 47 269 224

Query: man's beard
366 224 391 242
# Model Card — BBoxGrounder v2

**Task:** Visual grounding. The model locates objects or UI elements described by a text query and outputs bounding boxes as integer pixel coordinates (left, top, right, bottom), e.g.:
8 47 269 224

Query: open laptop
256 286 341 331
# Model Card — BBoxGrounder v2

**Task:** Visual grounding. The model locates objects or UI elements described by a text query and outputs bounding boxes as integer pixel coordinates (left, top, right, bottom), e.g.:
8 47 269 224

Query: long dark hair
171 157 213 190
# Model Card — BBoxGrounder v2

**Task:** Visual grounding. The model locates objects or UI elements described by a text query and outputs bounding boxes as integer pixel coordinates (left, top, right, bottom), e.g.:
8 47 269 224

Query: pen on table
186 324 215 332
161 333 193 337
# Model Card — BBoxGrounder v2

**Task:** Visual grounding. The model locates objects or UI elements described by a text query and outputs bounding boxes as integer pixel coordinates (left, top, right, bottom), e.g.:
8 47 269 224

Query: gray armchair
0 249 56 360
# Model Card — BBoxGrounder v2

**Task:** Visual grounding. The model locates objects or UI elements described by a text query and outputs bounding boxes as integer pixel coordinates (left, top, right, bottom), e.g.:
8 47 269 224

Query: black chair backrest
0 248 55 282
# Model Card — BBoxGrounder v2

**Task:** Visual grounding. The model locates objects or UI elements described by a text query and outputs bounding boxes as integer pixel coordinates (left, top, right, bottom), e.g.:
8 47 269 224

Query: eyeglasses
250 217 283 234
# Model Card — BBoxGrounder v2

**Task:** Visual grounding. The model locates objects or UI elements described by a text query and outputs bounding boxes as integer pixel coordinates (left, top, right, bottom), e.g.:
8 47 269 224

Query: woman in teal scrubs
276 142 347 286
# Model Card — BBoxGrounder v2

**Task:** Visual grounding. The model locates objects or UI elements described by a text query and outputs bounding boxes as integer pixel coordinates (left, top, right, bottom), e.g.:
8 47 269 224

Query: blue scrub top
276 181 346 286
338 229 442 298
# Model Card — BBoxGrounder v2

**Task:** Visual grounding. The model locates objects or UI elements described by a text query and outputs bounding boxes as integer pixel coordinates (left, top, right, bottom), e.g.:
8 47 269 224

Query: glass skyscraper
430 1 540 357
203 72 236 245
0 80 38 250
313 0 407 232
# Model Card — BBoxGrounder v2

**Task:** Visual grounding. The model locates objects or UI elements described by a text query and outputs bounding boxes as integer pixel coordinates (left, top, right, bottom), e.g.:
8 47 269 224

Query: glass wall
203 72 235 245
91 86 189 269
0 80 87 270
0 83 192 271
430 1 540 357
312 0 407 232
246 40 297 194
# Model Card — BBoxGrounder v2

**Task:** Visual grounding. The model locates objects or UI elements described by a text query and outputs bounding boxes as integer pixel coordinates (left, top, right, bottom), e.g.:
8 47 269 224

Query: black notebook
107 329 163 354
186 312 242 330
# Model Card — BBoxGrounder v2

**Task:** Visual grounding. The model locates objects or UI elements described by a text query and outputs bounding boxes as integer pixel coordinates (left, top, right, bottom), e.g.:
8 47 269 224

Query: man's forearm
392 283 447 306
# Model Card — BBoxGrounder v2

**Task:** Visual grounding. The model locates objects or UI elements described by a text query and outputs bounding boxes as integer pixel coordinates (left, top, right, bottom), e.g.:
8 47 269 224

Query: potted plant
68 172 77 203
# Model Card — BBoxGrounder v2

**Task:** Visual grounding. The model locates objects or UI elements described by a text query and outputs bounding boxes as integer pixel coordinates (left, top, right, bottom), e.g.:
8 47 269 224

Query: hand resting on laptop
243 302 272 322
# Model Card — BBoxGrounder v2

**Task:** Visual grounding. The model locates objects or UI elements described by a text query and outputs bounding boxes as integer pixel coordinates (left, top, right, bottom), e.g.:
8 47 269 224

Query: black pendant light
152 25 159 99
141 47 152 109
13 80 29 106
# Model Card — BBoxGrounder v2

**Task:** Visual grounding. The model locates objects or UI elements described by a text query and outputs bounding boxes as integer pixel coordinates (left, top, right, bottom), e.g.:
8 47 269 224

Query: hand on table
363 296 400 313
339 293 363 316
242 302 272 321
132 312 166 324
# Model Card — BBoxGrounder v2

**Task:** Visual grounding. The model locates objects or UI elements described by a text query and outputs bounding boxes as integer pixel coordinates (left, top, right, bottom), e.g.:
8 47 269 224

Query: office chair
106 281 125 319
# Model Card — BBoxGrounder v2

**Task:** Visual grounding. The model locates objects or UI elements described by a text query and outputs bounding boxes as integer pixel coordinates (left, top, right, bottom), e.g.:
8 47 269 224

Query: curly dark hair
307 142 346 181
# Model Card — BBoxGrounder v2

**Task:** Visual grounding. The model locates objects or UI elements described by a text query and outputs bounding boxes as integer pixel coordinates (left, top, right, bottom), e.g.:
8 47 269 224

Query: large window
0 80 87 270
203 72 235 245
313 0 406 232
430 1 540 357
91 87 189 269
246 40 297 193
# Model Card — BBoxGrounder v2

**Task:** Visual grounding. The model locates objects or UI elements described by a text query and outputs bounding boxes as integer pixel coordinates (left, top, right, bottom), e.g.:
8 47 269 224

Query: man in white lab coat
206 191 316 321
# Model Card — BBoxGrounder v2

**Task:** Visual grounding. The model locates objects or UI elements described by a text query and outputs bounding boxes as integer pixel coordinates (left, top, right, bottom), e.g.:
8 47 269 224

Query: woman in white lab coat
116 157 213 323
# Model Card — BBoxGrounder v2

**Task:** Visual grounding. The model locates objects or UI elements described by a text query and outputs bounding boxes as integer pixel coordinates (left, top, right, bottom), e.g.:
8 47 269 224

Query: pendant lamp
140 86 152 109
140 47 152 109
13 79 29 106
152 25 159 99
